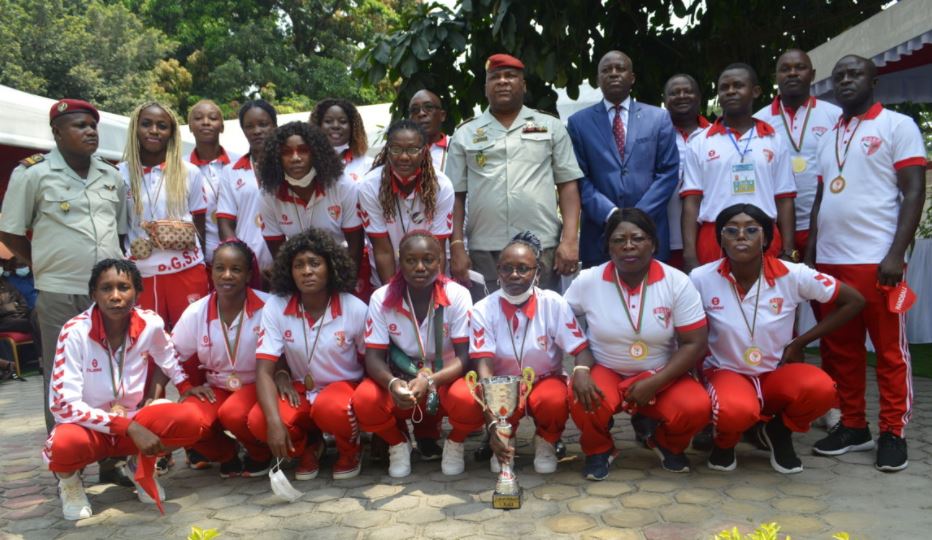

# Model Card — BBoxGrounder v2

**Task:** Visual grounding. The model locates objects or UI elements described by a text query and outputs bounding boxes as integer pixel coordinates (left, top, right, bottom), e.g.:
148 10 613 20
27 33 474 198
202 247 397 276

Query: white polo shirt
680 119 796 223
119 161 208 277
189 148 239 264
260 175 362 245
565 260 706 376
47 306 191 437
668 117 711 250
755 96 841 231
814 103 927 264
469 288 588 378
256 293 367 400
690 256 839 376
216 156 274 271
357 165 455 285
171 288 268 389
429 135 450 173
365 278 471 368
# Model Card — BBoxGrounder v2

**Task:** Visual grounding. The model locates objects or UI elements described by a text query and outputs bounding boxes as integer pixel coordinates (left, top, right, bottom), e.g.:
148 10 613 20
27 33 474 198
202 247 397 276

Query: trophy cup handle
464 370 486 410
519 367 536 408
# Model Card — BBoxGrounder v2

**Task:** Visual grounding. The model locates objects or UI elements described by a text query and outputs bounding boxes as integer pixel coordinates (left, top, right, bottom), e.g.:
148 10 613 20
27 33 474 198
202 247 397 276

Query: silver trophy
465 367 535 509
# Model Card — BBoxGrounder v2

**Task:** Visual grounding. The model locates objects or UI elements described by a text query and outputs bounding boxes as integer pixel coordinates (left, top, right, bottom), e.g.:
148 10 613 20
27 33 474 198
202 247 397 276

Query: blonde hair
123 102 189 220
187 99 223 125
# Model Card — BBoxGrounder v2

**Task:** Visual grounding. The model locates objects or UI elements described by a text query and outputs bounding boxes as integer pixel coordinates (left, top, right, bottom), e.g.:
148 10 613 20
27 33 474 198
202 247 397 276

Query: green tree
0 0 178 114
357 0 886 130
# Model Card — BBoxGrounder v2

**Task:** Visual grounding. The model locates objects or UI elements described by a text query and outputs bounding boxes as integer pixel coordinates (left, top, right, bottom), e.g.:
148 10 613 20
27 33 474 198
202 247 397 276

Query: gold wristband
572 365 591 375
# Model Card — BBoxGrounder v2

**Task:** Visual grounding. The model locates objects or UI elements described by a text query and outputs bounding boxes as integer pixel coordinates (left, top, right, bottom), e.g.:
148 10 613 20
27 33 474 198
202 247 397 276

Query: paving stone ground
2 366 931 539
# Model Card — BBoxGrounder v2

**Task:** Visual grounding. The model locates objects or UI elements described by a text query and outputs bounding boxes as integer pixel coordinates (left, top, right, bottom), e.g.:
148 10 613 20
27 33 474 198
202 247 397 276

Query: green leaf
447 29 466 52
412 34 431 60
400 54 418 77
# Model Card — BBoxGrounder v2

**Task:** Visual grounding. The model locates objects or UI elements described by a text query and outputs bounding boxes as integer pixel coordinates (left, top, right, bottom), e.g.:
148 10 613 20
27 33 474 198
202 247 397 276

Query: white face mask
333 143 349 154
285 168 317 188
14 267 29 277
269 459 303 502
500 281 536 305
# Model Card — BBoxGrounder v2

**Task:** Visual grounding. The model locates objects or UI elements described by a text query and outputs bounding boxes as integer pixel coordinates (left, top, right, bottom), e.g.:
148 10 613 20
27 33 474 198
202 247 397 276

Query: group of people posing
0 46 925 522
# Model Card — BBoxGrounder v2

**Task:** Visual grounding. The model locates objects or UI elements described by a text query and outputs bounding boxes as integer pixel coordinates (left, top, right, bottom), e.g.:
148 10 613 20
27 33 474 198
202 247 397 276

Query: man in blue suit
567 50 680 267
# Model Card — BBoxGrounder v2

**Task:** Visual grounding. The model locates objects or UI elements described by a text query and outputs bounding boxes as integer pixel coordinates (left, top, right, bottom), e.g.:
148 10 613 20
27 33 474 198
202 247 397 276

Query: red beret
485 54 525 73
49 99 100 124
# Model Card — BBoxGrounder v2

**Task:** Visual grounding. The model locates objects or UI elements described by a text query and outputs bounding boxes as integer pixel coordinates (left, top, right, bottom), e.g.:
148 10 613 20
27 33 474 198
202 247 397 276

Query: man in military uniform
0 99 127 448
446 53 583 291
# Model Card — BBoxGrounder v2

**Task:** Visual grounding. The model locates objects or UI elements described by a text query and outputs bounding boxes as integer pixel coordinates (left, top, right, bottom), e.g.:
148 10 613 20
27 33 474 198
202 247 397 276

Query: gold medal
829 175 846 194
110 404 127 417
60 201 70 213
476 152 487 168
303 373 315 391
792 156 807 173
629 340 649 361
743 346 764 366
226 373 242 391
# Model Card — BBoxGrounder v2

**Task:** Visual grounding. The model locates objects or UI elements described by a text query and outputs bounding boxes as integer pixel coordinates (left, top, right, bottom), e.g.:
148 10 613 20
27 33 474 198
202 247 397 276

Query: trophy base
491 486 522 509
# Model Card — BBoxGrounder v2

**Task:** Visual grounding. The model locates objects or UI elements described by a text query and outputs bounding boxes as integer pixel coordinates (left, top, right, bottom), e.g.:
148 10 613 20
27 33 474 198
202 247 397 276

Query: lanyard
613 269 648 335
724 122 755 163
217 296 246 368
834 115 864 175
141 167 166 221
778 99 814 153
289 188 319 231
729 269 763 343
404 288 435 364
506 304 532 369
105 332 128 401
299 298 330 374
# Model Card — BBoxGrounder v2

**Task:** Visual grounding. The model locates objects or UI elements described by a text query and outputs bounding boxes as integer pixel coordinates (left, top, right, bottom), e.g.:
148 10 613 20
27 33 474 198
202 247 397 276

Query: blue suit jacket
567 100 679 264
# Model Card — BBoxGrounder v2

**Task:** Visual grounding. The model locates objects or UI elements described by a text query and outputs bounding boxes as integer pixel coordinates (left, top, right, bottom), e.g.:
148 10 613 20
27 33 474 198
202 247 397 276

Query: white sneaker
533 435 558 474
127 457 166 504
388 441 412 478
817 408 842 431
441 439 465 475
59 475 92 520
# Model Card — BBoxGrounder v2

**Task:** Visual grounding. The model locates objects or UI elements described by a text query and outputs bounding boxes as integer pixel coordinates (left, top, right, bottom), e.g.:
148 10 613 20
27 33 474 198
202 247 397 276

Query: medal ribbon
218 296 246 369
506 300 533 370
613 269 648 335
299 298 330 380
729 268 763 344
105 332 129 402
724 122 755 163
141 167 166 222
404 288 434 366
834 115 864 175
778 99 814 153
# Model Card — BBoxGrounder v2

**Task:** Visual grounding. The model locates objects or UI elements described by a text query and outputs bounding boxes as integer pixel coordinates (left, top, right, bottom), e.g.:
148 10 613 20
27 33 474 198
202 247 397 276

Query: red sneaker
295 441 323 481
333 450 362 480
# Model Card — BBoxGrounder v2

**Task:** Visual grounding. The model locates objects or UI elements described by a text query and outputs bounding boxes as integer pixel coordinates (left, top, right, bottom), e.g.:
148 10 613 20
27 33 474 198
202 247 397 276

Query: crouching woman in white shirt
44 259 203 520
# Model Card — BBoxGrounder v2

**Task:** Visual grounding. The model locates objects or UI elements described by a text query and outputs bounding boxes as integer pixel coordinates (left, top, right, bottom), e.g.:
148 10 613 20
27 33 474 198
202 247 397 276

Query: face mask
333 143 349 154
500 281 536 305
1 271 9 277
269 459 303 502
14 267 29 277
285 168 316 188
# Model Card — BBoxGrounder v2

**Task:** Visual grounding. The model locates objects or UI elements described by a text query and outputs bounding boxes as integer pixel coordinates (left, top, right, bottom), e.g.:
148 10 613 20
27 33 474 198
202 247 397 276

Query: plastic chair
0 331 34 379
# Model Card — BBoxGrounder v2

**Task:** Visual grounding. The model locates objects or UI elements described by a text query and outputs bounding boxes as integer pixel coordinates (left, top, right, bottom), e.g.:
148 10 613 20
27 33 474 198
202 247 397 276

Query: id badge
731 162 756 194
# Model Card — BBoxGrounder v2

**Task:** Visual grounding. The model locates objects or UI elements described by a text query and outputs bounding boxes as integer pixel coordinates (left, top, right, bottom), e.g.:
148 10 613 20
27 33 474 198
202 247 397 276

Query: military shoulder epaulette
94 156 118 169
534 108 560 119
19 154 45 168
455 116 476 129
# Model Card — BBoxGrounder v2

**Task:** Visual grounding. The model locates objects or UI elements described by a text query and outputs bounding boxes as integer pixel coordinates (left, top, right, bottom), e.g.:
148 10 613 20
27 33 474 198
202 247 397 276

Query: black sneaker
875 432 908 472
761 416 802 474
473 432 493 462
707 445 736 471
647 436 689 473
583 450 617 481
554 438 567 459
812 423 874 456
743 421 770 451
691 424 714 452
241 456 272 477
186 449 211 470
219 455 243 478
98 460 134 487
630 414 658 448
416 438 443 461
155 454 174 475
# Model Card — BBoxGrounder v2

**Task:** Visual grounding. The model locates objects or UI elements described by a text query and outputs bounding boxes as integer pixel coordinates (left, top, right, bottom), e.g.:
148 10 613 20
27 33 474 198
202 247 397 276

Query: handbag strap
432 305 444 373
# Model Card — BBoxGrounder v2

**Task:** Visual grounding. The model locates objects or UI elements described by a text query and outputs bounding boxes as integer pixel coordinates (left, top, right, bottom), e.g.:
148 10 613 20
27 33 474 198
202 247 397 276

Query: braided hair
310 98 368 158
371 120 440 223
258 122 344 196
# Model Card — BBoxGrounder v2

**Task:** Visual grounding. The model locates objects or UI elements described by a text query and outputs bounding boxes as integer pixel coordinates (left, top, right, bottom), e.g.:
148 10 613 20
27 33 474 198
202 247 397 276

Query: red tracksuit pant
351 377 458 446
443 376 569 444
816 263 912 437
705 363 835 448
570 365 710 455
184 384 269 463
138 265 209 329
247 380 359 458
44 402 203 473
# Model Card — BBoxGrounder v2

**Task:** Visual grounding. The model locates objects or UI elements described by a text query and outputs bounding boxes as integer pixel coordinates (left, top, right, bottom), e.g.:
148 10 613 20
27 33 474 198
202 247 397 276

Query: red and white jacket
48 306 191 436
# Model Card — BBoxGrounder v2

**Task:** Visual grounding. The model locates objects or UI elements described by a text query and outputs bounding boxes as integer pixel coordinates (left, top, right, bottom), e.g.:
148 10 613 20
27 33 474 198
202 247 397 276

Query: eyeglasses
609 235 650 246
280 144 311 157
497 264 537 276
387 145 424 156
721 226 762 239
409 104 441 115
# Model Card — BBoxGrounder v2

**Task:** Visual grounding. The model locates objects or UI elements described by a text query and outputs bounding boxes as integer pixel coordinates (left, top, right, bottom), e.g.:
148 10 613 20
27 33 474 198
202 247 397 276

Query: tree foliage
357 0 887 130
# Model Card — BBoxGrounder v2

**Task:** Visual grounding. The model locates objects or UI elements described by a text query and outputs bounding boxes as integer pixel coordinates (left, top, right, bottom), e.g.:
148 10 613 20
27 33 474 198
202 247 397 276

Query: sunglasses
280 144 311 157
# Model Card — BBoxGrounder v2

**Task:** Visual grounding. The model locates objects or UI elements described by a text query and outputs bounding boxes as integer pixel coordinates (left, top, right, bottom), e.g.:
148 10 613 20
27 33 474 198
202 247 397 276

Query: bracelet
387 377 402 391
450 239 465 246
274 370 290 379
418 372 435 388
572 365 591 375
486 421 498 433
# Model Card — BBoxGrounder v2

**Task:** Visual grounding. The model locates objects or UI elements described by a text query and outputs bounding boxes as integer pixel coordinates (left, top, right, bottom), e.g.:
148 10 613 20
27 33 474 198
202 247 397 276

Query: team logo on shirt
283 329 294 343
708 296 724 311
334 330 346 347
861 136 882 156
280 214 293 225
769 297 784 315
202 335 211 345
762 148 774 163
653 307 672 328
812 126 828 137
236 178 246 190
537 335 548 350
707 149 720 161
388 323 401 336
328 205 341 220
87 359 102 373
